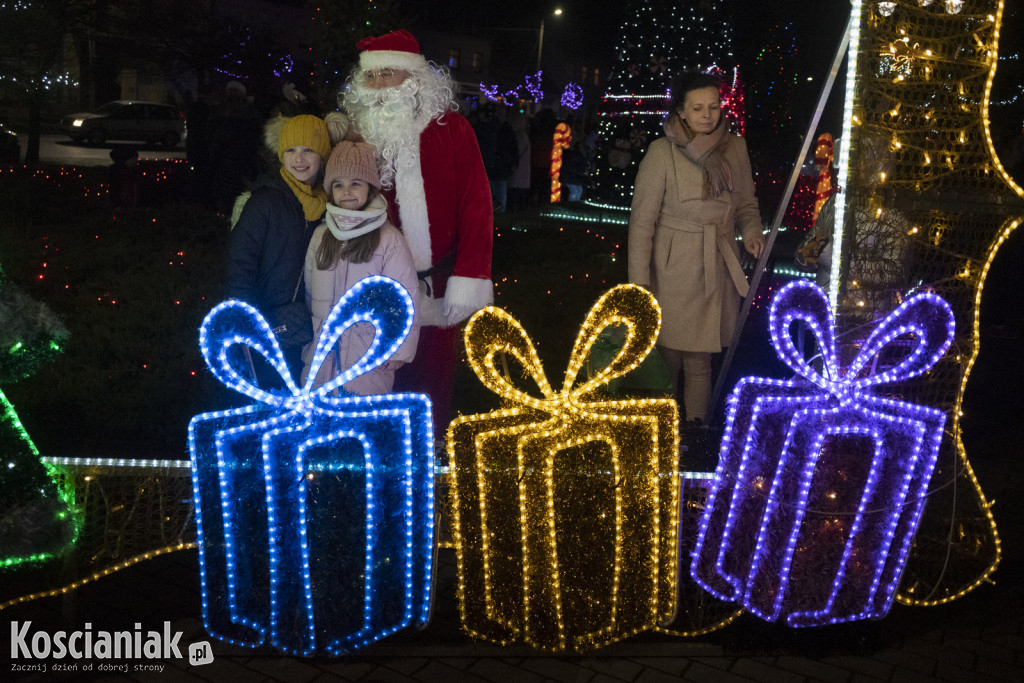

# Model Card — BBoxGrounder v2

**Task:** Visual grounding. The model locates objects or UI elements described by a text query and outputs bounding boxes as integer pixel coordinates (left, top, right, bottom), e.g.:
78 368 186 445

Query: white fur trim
394 139 432 272
360 51 427 73
443 276 494 328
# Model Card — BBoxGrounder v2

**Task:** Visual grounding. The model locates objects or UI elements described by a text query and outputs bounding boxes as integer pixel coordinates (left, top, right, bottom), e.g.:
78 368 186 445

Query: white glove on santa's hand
415 286 444 327
442 276 494 328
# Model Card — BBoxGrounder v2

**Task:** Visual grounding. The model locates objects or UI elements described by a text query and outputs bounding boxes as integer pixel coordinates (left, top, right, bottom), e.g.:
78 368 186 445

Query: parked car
59 100 185 148
0 123 19 164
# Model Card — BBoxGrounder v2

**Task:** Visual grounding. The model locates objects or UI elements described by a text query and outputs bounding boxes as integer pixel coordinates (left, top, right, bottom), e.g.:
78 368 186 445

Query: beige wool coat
628 133 763 352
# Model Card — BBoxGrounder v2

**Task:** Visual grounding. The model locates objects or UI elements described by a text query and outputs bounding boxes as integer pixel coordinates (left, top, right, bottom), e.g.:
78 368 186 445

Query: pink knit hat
357 29 427 73
323 141 381 192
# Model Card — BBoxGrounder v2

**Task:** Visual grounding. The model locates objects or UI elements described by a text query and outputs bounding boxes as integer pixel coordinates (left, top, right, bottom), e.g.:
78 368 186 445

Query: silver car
60 100 185 147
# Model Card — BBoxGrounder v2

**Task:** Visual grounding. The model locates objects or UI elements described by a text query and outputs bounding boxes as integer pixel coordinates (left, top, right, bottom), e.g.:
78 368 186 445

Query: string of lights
827 0 1010 606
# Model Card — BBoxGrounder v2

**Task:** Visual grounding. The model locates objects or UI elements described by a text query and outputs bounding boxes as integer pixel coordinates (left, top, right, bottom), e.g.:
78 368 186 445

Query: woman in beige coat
628 72 765 424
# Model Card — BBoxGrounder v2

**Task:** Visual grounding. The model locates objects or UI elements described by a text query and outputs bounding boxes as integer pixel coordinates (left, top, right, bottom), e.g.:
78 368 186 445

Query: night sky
413 0 851 72
432 0 1019 134
355 0 1023 143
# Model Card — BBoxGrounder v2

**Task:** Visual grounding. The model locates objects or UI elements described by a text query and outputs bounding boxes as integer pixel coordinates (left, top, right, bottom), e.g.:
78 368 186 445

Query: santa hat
357 29 426 73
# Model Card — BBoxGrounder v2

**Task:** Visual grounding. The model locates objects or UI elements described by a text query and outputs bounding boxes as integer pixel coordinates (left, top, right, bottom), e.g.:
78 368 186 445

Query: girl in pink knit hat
299 140 420 395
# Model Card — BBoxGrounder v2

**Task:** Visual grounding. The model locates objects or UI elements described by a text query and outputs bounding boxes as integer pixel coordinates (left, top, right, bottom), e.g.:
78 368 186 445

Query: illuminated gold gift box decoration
447 284 680 651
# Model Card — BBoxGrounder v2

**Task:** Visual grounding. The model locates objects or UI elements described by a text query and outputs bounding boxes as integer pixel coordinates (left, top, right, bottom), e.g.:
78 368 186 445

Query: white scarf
323 195 387 242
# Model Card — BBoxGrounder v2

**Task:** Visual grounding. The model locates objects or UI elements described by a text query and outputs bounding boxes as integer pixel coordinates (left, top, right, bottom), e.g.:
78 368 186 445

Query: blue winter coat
224 171 322 343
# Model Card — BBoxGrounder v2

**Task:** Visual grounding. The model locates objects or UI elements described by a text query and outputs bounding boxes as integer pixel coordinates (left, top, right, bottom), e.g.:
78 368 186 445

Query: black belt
416 250 457 297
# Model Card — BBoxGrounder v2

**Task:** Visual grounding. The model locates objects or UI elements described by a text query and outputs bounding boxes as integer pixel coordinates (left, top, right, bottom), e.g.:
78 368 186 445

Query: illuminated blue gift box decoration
691 280 955 627
188 275 434 656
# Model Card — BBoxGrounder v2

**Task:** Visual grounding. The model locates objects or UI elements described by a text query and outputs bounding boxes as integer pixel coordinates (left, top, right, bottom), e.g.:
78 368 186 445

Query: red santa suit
385 111 494 437
353 29 494 437
386 111 494 326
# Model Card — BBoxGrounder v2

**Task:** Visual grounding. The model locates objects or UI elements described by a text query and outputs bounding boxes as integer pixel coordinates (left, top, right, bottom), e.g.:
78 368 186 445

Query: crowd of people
212 28 764 441
466 101 597 213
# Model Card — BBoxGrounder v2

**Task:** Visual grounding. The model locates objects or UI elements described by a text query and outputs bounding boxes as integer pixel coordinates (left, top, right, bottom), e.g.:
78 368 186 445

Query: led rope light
189 276 434 655
691 280 955 626
831 0 863 309
0 543 196 612
831 0 1008 604
40 457 190 469
1 389 77 571
448 284 679 651
896 216 1018 607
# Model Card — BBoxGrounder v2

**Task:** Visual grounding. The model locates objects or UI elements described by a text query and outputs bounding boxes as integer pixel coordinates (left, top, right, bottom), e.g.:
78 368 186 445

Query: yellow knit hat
277 114 331 162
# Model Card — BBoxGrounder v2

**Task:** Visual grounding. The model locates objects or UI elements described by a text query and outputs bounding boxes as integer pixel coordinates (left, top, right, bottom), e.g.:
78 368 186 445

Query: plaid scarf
663 114 733 199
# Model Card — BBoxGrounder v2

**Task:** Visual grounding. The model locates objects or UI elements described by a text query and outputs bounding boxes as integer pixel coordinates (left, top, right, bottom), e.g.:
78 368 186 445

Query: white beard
343 78 425 188
340 66 493 328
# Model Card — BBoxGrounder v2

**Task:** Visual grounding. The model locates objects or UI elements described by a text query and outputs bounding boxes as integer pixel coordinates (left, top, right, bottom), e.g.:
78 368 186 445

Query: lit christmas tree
0 263 75 570
590 0 742 208
744 19 810 229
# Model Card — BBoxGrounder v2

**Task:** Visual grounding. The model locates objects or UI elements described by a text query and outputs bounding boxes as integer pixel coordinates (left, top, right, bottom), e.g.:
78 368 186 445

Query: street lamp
536 8 563 73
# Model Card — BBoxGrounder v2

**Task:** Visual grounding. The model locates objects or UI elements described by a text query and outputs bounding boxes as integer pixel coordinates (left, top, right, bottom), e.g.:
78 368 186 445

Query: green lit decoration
0 264 77 570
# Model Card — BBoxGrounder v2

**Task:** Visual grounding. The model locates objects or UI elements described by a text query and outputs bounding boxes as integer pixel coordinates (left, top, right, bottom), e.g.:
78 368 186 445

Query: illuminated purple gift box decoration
691 280 955 627
188 275 434 656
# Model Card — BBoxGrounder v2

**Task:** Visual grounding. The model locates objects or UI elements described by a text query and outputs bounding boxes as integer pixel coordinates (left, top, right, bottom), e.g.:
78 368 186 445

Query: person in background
560 139 588 203
208 80 263 214
271 81 319 118
507 111 531 213
473 102 518 213
225 113 347 387
340 29 493 436
301 140 420 395
628 72 765 426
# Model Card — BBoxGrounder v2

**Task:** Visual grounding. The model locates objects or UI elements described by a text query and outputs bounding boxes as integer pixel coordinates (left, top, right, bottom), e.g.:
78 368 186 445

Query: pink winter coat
300 221 420 395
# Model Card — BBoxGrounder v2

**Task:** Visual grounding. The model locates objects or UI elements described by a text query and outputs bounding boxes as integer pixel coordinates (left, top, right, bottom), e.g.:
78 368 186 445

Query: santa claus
341 29 493 434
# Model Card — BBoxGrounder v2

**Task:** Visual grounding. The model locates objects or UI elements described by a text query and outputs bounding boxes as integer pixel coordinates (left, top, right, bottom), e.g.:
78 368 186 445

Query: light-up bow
199 275 415 411
768 280 955 401
463 284 661 413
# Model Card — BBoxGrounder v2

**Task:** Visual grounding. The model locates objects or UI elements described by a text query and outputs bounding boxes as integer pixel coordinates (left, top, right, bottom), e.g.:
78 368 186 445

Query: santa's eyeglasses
363 69 399 82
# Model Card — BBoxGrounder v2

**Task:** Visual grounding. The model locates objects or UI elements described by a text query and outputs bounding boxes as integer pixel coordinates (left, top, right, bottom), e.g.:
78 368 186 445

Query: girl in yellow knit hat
224 112 348 388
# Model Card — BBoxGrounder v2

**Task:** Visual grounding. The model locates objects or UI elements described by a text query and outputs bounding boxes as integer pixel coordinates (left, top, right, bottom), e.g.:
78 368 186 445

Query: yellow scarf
280 167 327 221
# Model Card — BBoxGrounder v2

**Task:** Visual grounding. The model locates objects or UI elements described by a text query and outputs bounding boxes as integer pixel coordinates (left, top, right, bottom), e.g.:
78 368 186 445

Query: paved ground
2 529 1021 683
